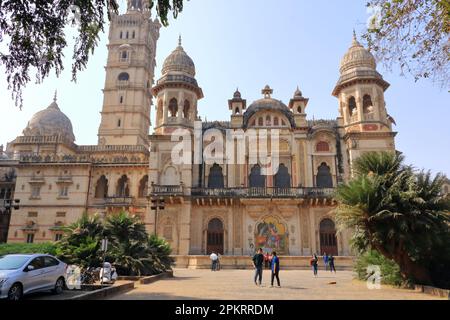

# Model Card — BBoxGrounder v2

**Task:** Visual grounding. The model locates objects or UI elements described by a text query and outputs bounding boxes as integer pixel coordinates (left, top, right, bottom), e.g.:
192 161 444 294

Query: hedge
0 243 58 256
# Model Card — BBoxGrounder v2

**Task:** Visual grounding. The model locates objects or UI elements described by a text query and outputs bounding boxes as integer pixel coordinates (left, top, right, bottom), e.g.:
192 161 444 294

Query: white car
0 254 67 300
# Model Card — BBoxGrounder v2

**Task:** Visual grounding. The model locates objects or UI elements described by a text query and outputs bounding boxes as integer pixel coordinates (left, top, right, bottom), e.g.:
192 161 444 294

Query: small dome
162 37 196 77
23 95 75 142
244 97 296 128
233 88 241 99
339 32 376 74
294 86 302 98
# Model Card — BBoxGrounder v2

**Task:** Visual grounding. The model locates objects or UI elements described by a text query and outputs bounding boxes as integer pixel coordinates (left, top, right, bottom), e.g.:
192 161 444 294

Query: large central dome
161 37 196 77
23 95 75 142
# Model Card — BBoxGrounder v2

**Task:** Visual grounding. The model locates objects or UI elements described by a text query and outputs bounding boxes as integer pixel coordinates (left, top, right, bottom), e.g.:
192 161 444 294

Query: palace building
0 0 397 258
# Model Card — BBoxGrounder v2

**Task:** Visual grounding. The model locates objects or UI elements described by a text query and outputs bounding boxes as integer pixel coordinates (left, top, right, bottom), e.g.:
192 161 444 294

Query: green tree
364 0 450 87
336 152 450 288
0 0 186 109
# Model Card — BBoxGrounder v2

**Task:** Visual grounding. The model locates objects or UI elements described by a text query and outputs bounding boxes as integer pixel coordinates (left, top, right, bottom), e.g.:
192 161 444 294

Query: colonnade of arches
93 174 148 198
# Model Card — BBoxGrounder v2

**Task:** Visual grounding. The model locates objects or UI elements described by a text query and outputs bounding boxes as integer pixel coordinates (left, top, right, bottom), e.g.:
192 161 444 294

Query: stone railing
151 186 335 199
104 196 135 207
77 145 148 154
150 185 183 195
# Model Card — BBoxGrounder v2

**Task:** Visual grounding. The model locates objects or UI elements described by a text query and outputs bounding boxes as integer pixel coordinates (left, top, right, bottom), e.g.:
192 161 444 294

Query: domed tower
333 32 396 168
97 0 161 147
152 36 204 134
10 93 77 158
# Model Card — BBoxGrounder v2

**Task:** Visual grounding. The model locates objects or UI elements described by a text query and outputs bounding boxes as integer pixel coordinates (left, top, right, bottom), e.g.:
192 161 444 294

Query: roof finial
352 29 359 46
53 90 57 103
178 34 182 47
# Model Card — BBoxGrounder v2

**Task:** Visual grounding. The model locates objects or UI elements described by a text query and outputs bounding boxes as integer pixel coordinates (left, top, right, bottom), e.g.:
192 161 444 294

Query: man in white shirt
210 252 218 271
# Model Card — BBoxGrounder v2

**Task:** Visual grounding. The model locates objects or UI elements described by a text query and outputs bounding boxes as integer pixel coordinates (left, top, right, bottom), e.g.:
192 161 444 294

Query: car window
0 255 30 270
43 256 59 267
28 257 44 270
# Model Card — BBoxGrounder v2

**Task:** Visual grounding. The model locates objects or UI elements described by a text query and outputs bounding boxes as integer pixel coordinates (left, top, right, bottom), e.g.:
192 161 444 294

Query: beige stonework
0 2 397 257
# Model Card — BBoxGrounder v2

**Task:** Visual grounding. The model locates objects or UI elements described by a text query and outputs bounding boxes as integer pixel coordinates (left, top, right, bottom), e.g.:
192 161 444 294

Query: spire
178 34 182 47
53 90 57 103
352 29 361 46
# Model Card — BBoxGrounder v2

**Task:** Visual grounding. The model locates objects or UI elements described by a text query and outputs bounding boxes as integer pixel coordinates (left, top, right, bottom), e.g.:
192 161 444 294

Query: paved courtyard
109 268 442 300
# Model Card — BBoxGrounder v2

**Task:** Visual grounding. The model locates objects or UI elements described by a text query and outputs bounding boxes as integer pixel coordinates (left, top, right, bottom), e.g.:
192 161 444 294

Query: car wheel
7 283 23 301
52 277 65 295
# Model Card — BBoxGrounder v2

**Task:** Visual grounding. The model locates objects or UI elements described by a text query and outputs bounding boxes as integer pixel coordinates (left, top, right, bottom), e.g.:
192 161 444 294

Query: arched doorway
249 164 266 188
319 219 338 256
206 218 224 255
274 164 291 188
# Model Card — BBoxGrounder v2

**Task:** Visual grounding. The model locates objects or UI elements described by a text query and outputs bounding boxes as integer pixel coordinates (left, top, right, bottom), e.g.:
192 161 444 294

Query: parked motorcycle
99 262 118 284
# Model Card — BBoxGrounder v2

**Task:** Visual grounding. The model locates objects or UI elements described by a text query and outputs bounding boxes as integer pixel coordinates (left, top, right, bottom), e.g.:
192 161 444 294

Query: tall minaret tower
333 32 397 174
97 0 161 146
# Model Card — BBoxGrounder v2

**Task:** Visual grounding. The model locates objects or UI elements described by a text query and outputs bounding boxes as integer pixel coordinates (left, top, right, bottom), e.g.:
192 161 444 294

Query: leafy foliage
0 242 57 256
354 250 404 287
336 151 450 288
364 0 450 87
0 0 186 109
55 211 173 276
55 213 104 268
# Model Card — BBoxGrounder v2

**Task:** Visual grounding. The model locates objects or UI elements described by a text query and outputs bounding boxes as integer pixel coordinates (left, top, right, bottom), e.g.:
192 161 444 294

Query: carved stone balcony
104 196 135 207
150 185 335 199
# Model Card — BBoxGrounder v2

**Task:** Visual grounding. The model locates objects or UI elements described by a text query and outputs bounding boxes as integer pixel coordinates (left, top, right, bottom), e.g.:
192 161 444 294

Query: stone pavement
109 268 442 300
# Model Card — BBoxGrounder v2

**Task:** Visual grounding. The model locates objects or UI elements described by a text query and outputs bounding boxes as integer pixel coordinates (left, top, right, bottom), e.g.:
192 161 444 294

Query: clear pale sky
0 0 448 175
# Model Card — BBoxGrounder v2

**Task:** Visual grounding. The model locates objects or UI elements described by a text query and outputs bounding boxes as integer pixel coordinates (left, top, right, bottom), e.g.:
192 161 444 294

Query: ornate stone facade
0 3 397 256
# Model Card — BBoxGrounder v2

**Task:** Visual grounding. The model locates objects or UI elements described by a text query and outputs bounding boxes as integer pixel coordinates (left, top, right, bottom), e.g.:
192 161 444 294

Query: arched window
363 94 373 113
249 164 266 188
120 51 128 62
297 106 302 113
183 100 190 119
161 166 179 186
258 117 264 126
348 96 357 115
118 72 129 81
94 175 108 198
235 107 240 115
119 95 123 104
116 175 130 197
208 164 224 188
132 30 135 39
281 119 286 126
117 119 121 127
316 162 333 188
138 175 148 198
169 98 178 117
316 141 330 152
274 164 291 188
126 31 129 39
266 115 271 126
119 31 123 39
273 117 279 126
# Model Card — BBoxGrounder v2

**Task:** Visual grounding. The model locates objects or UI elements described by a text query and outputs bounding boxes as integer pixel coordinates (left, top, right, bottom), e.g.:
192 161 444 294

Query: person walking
270 251 281 288
216 253 221 271
323 252 329 271
210 252 218 271
329 255 336 273
310 254 318 277
252 248 264 286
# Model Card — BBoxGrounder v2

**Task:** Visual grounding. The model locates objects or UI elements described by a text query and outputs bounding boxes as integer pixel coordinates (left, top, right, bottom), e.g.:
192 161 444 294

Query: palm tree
56 213 104 268
104 211 151 276
336 152 450 286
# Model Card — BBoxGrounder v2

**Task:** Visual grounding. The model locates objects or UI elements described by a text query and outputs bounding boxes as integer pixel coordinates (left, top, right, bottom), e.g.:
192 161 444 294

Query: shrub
0 243 57 256
354 250 405 287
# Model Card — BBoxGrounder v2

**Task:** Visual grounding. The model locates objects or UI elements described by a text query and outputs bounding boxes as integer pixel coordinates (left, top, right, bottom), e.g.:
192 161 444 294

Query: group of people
310 252 336 277
209 249 337 286
253 248 280 287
